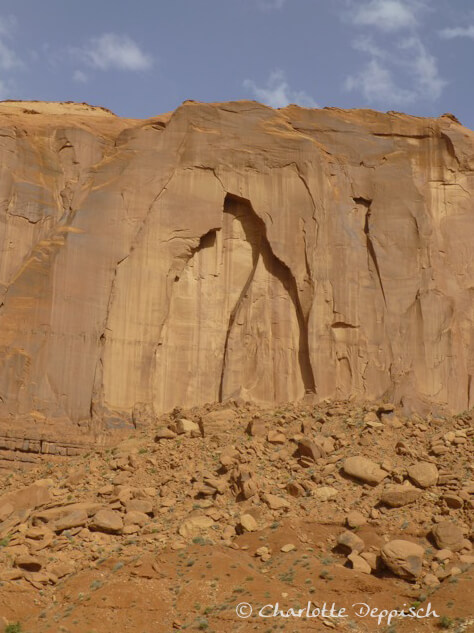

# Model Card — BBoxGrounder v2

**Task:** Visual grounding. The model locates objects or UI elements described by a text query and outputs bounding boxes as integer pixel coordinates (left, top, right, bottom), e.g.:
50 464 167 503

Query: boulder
348 552 372 574
90 509 123 534
200 409 237 436
346 511 367 529
337 530 365 553
261 493 290 511
178 515 214 539
246 419 267 437
155 427 177 440
53 509 89 532
267 430 286 444
0 482 52 522
124 511 150 527
15 555 43 572
343 457 387 485
380 484 422 507
175 418 200 435
124 499 154 515
239 514 258 533
314 486 338 501
297 439 324 462
407 462 439 488
381 540 424 579
431 521 465 552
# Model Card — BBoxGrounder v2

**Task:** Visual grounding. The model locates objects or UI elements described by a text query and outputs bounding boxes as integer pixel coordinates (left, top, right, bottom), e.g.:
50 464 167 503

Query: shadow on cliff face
220 193 316 399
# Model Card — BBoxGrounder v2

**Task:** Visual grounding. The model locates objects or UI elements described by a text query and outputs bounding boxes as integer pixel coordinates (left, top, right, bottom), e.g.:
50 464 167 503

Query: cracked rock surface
0 100 473 439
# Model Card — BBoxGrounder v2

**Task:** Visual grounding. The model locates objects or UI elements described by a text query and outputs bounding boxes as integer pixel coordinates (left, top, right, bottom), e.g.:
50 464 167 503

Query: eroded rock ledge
0 100 473 434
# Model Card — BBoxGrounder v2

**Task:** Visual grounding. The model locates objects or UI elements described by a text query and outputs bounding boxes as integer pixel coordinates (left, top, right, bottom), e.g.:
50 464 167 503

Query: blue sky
0 0 473 128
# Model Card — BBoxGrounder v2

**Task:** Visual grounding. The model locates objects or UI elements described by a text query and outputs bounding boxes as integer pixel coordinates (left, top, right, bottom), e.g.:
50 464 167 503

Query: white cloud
345 36 445 105
256 0 286 10
79 33 153 71
0 39 22 70
345 59 416 104
439 25 474 40
73 69 88 83
0 15 22 101
243 69 318 108
0 15 16 38
0 77 9 99
350 0 421 32
352 35 387 59
0 15 22 71
399 37 446 100
343 0 445 107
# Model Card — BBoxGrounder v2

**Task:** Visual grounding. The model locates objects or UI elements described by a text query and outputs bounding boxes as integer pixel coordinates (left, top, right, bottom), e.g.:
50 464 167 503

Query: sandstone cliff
0 100 473 432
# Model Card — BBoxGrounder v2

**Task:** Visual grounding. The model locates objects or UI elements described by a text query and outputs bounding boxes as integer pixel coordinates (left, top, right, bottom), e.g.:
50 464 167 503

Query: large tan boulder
381 540 424 579
380 484 422 507
407 462 439 488
337 530 365 554
343 457 387 485
431 521 465 552
178 515 215 539
90 509 123 534
33 502 102 526
261 493 290 511
239 514 258 533
53 509 89 532
0 482 52 522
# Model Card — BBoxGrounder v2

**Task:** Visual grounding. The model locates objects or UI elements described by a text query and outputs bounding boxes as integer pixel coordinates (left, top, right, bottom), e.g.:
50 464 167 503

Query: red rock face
0 100 473 429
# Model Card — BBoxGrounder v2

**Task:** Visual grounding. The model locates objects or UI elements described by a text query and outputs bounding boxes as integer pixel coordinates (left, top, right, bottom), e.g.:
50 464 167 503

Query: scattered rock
364 412 382 428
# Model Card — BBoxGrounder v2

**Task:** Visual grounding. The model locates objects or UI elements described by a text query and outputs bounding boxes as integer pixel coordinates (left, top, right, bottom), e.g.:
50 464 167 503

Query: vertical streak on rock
356 197 387 307
220 194 316 399
218 212 261 403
